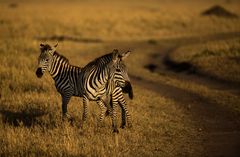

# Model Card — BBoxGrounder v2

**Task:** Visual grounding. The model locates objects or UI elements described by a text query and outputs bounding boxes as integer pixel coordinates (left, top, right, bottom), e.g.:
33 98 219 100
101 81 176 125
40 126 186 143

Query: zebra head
111 49 131 83
112 49 133 99
36 43 57 78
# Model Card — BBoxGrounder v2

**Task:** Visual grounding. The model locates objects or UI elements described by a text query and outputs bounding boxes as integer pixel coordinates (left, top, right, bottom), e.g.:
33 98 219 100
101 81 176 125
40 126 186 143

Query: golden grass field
0 0 240 156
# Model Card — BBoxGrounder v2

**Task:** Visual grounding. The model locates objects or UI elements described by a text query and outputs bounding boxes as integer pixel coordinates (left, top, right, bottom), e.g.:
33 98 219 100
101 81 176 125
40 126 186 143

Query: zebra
36 43 133 132
79 50 133 131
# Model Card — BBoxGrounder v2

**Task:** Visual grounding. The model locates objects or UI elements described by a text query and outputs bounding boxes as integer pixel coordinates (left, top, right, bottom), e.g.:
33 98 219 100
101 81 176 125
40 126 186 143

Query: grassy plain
0 0 240 156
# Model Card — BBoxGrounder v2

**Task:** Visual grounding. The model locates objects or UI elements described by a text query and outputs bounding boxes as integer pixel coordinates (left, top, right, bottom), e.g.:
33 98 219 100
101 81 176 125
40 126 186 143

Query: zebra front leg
97 100 107 123
112 99 119 133
118 95 132 129
111 89 120 133
82 95 89 122
119 102 126 128
61 94 72 121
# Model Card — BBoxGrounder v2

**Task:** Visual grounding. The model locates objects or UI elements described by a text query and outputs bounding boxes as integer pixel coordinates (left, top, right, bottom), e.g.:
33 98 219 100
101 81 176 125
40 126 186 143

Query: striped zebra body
79 50 132 131
50 54 83 97
36 43 132 132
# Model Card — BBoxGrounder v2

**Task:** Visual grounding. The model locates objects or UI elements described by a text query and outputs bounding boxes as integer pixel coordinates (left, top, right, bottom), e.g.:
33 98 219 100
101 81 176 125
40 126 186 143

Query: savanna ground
0 0 240 156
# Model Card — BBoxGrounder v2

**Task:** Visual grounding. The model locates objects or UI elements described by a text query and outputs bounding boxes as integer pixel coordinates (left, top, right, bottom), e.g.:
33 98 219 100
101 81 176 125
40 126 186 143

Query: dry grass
1 0 240 156
169 38 240 83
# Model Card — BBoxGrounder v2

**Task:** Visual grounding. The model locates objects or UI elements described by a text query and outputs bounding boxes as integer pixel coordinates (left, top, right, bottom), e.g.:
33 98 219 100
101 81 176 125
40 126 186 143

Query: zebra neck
49 53 70 79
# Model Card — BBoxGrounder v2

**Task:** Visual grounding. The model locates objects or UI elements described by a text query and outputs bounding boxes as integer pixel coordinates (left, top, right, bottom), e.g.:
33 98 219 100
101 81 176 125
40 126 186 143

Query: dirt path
109 32 240 157
131 74 240 157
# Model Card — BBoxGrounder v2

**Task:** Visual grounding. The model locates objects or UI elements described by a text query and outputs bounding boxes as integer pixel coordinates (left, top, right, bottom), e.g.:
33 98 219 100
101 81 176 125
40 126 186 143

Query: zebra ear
54 43 58 48
40 43 45 53
120 50 131 60
50 43 58 54
112 49 120 63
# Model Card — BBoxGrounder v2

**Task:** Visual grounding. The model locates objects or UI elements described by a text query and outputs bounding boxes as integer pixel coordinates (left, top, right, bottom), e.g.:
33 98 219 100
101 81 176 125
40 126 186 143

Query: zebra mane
53 51 83 70
89 53 112 66
53 51 69 63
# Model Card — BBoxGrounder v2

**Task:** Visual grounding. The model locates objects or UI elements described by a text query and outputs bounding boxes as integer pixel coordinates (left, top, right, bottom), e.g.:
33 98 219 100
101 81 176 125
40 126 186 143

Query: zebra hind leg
82 95 89 122
105 109 111 116
105 97 113 117
97 100 107 124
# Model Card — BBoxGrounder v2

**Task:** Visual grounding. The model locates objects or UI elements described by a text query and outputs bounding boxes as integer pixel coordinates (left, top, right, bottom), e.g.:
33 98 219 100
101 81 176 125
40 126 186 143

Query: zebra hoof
128 123 133 128
113 128 119 133
62 116 68 122
120 124 126 129
62 114 73 123
82 114 88 122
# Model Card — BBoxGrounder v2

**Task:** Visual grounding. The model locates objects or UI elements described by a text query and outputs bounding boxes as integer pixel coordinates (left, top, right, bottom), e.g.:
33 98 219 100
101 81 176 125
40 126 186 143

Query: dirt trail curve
109 32 240 157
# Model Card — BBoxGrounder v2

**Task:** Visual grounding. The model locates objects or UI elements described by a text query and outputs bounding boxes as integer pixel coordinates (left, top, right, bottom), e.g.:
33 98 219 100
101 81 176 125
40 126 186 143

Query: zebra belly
85 88 108 101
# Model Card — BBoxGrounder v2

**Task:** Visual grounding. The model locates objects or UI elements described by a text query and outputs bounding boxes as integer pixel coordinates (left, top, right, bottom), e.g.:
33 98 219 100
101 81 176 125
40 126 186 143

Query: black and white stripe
78 49 132 132
36 43 133 132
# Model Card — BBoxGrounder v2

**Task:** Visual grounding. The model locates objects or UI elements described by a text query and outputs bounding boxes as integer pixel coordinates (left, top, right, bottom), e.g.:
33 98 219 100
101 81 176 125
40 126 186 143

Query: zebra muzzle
36 68 43 78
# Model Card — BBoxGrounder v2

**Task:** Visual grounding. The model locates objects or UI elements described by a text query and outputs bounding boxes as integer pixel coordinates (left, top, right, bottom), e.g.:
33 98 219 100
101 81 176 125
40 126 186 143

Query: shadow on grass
163 51 240 88
163 55 196 73
144 51 240 92
142 32 240 89
0 108 48 127
36 35 103 43
8 3 18 8
166 32 240 45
